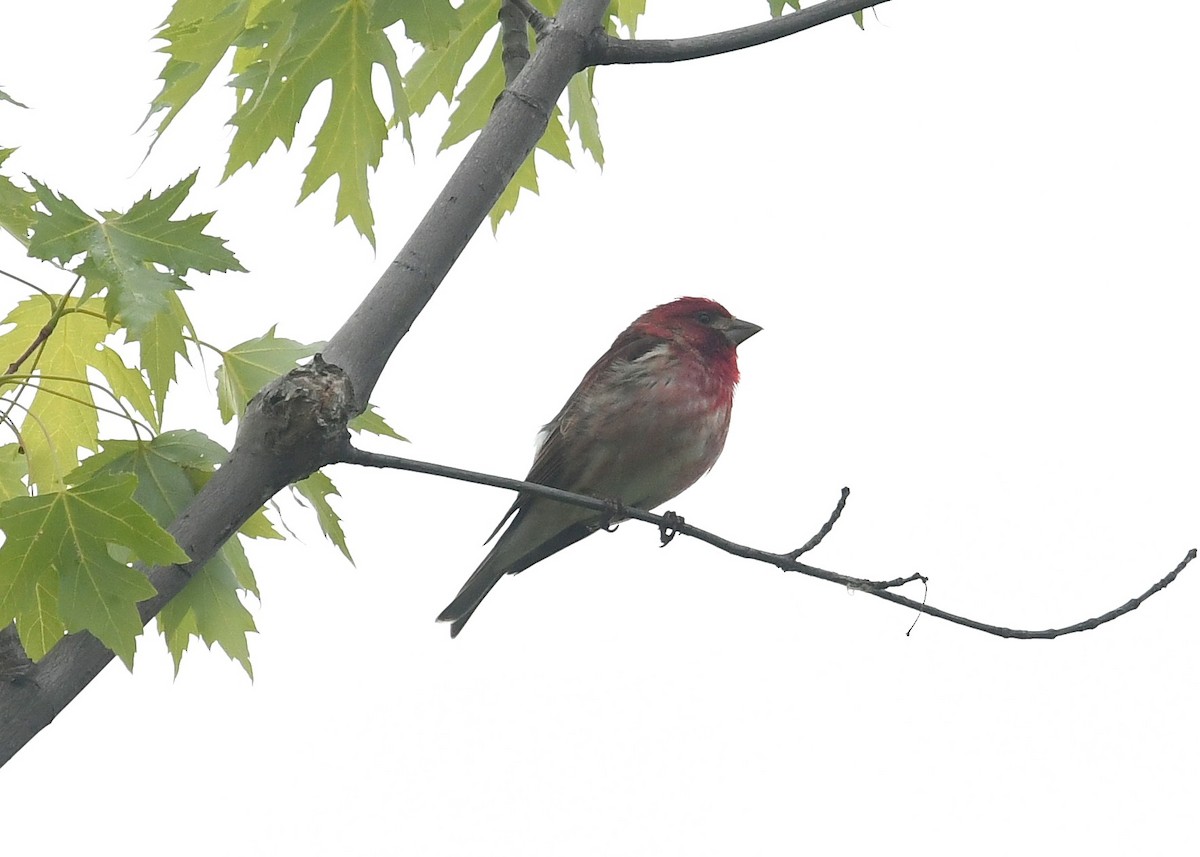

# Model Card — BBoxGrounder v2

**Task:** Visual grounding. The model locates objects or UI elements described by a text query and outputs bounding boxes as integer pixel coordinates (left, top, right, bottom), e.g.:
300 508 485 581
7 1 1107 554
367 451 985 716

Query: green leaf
0 297 111 488
237 505 284 541
226 0 411 244
567 70 604 167
0 444 28 503
490 149 539 231
148 428 229 470
135 290 195 424
439 36 506 152
221 524 261 595
214 326 321 422
0 473 188 667
65 431 267 673
372 0 460 46
609 0 646 36
765 0 866 25
26 173 245 336
94 346 160 433
539 106 572 165
0 149 37 245
294 470 352 562
16 580 65 663
146 0 254 141
0 86 28 109
158 544 256 677
348 402 406 441
406 0 498 115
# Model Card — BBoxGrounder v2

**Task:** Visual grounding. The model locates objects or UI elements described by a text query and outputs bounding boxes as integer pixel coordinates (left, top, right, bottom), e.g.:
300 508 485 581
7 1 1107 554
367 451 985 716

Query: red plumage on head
626 297 748 383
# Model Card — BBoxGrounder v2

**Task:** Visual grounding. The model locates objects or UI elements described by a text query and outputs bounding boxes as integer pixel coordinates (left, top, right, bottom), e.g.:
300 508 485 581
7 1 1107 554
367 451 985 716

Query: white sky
2 2 1199 854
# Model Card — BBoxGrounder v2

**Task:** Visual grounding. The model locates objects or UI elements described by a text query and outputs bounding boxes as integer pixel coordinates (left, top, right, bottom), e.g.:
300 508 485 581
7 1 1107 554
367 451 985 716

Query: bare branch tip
787 484 852 560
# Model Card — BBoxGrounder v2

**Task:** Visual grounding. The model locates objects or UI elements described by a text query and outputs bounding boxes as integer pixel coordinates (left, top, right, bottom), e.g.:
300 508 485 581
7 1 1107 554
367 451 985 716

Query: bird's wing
484 330 664 544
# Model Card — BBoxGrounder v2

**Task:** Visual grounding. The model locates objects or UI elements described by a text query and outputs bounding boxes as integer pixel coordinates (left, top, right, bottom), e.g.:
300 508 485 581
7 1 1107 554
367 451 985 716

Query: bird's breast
569 346 734 508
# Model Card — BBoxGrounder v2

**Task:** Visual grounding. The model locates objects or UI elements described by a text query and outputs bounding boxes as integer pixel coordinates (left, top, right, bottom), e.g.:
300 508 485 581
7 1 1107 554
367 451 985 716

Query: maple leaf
765 1 866 26
158 543 257 677
0 444 27 502
0 86 28 109
0 473 188 666
293 471 352 562
26 172 245 337
0 148 37 245
214 326 322 423
768 0 803 15
567 69 604 168
68 430 278 676
0 297 109 488
348 402 406 441
226 0 411 245
406 0 499 115
440 35 501 150
146 0 254 142
609 0 646 36
135 290 196 425
372 0 460 46
0 297 161 486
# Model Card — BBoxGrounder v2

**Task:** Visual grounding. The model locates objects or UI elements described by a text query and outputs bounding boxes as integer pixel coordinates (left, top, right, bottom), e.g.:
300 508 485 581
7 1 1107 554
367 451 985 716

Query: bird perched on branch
437 296 761 637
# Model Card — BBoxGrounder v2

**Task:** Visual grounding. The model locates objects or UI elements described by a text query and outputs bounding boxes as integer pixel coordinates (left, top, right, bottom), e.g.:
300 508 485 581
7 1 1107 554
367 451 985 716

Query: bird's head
634 297 762 360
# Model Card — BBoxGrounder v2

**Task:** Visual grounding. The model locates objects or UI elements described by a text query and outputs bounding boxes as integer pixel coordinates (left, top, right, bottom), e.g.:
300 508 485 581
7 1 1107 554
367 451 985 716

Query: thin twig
339 444 1196 640
589 0 888 66
4 321 57 377
788 486 849 558
3 277 81 376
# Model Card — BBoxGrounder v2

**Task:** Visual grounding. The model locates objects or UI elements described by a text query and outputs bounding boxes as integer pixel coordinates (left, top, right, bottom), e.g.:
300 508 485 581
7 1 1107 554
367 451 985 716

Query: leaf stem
1 373 154 440
0 266 55 304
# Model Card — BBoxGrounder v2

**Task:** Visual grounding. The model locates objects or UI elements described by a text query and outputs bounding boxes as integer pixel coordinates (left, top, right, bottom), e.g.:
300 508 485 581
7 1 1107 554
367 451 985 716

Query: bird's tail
436 557 507 638
437 504 596 637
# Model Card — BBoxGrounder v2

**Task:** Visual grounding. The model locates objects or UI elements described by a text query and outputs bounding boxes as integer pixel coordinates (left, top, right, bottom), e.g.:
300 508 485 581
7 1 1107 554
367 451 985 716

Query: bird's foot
658 511 684 547
599 498 627 532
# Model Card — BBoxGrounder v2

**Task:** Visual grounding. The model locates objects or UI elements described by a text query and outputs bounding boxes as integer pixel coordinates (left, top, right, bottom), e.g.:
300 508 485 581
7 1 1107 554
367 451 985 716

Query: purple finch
437 297 761 636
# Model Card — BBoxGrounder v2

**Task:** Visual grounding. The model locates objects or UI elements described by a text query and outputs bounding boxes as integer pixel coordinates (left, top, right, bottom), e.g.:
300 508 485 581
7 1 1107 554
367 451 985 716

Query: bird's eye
697 311 713 325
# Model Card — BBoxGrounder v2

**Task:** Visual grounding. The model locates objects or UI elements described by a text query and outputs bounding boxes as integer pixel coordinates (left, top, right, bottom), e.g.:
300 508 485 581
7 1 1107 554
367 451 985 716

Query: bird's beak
722 316 763 346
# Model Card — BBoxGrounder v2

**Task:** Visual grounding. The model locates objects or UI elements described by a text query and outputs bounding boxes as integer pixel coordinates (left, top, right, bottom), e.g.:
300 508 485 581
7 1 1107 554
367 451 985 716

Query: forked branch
340 444 1195 640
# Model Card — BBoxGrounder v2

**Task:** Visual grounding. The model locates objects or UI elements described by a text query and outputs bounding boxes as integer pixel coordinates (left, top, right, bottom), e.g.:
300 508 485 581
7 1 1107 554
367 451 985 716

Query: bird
437 296 761 637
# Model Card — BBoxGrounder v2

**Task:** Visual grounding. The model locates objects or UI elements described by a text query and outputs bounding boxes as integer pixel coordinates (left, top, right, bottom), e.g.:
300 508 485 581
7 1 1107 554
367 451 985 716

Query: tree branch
499 2 532 87
506 0 550 36
340 444 1196 640
589 0 888 66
